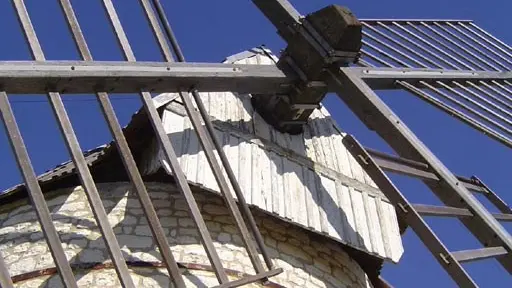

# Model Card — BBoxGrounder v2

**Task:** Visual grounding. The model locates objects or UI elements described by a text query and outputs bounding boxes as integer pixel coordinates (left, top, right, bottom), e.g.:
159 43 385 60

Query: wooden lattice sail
0 0 510 287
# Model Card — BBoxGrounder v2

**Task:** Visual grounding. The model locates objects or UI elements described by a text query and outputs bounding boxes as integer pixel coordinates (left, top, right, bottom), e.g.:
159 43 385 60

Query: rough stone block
79 249 105 263
203 204 229 215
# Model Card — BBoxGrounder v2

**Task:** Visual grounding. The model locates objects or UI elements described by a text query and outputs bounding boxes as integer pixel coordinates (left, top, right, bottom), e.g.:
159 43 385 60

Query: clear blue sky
0 0 510 287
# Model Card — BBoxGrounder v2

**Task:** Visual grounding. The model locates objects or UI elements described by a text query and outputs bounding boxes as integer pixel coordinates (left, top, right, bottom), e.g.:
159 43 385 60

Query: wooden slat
180 117 192 175
315 117 337 171
289 160 303 224
218 130 230 183
384 201 405 262
195 134 207 186
238 140 252 202
199 92 210 117
209 129 227 192
305 168 322 231
494 213 512 222
251 144 263 208
362 191 378 254
413 204 473 217
226 135 240 199
317 108 341 172
217 92 227 123
288 131 307 157
185 119 200 183
269 151 282 215
373 157 438 180
348 150 367 184
473 176 512 214
452 247 508 263
340 186 360 246
365 147 429 169
214 268 283 288
333 134 354 178
351 189 373 251
226 91 239 130
275 153 286 217
303 124 317 162
335 182 351 242
283 158 294 220
372 153 491 194
203 138 217 191
253 110 272 141
296 165 308 226
376 197 394 260
260 149 272 210
308 112 327 165
414 204 512 221
320 175 342 239
239 93 254 134
160 110 184 173
460 181 488 193
366 194 386 256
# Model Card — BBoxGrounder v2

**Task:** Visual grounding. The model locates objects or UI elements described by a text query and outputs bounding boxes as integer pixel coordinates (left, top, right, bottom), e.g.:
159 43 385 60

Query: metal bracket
439 253 451 265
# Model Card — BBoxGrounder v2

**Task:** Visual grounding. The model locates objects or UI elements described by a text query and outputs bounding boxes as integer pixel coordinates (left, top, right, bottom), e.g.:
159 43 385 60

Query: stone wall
0 182 372 288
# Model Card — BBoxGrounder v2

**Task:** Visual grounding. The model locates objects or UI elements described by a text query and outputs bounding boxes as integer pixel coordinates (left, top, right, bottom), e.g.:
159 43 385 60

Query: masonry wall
0 182 372 288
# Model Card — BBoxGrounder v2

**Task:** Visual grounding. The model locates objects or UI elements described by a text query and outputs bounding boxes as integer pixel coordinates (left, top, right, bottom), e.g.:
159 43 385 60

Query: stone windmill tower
0 0 510 287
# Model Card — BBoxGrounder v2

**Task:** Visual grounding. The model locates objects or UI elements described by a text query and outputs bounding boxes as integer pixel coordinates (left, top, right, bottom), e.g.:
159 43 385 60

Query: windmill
249 2 512 286
0 0 510 287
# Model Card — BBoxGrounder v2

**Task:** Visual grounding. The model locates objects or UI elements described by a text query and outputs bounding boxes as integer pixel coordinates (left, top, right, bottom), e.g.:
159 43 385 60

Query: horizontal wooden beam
214 268 283 288
373 157 437 180
452 247 508 263
366 149 490 194
413 204 473 217
494 213 512 222
371 155 485 192
1 61 510 95
0 61 293 95
413 204 512 222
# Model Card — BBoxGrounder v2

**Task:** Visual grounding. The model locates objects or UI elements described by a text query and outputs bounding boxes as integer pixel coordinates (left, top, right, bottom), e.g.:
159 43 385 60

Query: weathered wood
158 103 403 261
261 149 273 210
340 186 359 246
252 144 263 209
413 204 473 218
239 141 253 202
321 175 342 238
376 197 394 259
452 247 508 263
306 168 322 231
385 202 405 261
269 151 282 215
151 51 405 261
368 194 386 256
186 121 200 184
414 204 512 222
352 189 372 250
283 158 295 220
0 61 292 94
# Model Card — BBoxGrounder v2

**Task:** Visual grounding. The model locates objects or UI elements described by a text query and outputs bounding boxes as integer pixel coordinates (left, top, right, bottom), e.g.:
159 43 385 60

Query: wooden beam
452 247 508 263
